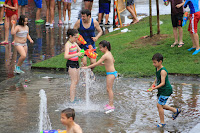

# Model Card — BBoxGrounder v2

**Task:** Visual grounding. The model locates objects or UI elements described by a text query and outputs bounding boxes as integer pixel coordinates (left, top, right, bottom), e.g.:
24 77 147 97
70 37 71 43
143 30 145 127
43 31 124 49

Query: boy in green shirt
150 53 181 127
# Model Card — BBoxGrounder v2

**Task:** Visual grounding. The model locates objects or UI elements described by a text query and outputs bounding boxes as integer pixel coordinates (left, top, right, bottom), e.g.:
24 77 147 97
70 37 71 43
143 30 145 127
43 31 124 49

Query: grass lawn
31 15 200 77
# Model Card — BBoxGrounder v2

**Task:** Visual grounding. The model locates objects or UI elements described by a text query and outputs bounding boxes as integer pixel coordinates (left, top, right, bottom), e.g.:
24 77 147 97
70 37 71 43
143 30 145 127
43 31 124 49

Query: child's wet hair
61 108 75 120
99 40 111 51
152 53 163 62
67 29 79 38
18 15 27 26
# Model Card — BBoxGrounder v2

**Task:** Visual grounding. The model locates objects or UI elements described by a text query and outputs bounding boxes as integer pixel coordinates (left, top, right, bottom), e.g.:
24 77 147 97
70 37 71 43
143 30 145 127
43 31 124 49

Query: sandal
172 108 181 120
156 123 166 128
171 43 178 47
178 43 184 48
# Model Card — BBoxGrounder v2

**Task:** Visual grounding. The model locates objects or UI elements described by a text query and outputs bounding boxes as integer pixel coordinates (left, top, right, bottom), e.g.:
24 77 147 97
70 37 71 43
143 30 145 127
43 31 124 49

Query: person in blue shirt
74 9 102 70
177 0 200 55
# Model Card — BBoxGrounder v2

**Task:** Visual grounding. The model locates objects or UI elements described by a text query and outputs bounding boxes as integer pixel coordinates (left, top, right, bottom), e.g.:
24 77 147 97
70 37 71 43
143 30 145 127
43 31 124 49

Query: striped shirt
68 41 79 61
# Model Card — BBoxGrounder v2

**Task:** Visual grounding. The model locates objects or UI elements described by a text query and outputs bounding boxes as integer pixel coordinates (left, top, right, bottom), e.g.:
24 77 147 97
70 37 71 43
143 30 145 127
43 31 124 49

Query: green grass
32 15 200 77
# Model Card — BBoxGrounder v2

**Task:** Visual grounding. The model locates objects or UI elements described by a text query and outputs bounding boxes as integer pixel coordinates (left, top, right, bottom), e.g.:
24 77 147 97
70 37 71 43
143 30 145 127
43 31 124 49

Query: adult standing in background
165 0 184 48
73 9 102 69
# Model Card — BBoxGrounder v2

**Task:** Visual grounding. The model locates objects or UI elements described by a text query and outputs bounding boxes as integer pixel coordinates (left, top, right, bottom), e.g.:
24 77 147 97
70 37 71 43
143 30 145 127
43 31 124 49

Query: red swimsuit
5 0 18 17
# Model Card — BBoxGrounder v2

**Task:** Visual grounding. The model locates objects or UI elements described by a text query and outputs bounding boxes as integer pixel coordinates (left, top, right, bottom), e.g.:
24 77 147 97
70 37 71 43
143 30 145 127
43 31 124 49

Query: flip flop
172 108 181 120
171 43 178 47
156 123 166 128
178 43 184 47
0 42 9 45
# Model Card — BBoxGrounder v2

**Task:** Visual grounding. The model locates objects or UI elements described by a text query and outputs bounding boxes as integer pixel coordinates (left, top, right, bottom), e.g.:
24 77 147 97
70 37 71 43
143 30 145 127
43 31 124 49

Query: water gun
147 84 156 92
85 45 98 59
40 130 67 133
79 49 85 58
78 34 87 45
182 12 188 27
11 20 16 24
163 0 167 4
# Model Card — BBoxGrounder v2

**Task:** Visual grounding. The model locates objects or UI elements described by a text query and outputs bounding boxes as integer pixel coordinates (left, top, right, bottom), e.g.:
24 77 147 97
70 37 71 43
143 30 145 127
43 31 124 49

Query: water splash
38 89 52 132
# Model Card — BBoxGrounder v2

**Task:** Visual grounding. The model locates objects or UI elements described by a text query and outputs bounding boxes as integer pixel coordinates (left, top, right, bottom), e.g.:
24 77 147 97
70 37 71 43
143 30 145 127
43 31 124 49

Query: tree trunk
156 0 160 34
149 0 153 37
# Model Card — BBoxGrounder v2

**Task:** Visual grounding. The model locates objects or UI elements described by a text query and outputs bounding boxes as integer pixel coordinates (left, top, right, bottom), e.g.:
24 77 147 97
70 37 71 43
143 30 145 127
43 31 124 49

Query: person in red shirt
0 0 18 44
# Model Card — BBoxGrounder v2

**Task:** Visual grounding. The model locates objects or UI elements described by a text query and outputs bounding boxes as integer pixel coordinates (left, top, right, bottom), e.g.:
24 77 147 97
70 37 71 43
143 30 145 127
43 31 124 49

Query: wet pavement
0 71 200 133
1 0 199 133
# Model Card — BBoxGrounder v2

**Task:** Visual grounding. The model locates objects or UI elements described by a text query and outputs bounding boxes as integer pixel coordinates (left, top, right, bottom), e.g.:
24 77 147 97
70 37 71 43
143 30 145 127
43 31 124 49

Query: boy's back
156 67 173 96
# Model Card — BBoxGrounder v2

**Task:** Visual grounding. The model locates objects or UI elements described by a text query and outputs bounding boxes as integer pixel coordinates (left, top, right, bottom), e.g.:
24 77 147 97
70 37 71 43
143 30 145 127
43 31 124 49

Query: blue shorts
126 0 134 6
99 3 110 14
106 71 117 78
34 0 42 8
18 0 28 6
158 95 170 105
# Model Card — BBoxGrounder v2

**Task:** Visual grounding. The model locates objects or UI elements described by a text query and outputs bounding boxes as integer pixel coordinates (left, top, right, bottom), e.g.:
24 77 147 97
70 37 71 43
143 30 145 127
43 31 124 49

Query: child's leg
106 75 115 107
45 0 50 23
11 15 17 43
105 14 109 24
163 105 177 113
36 8 41 20
157 103 165 124
63 2 67 21
173 27 178 44
98 13 103 24
22 6 26 16
2 16 10 43
68 67 79 102
67 3 71 21
18 6 21 17
81 56 87 67
50 0 55 24
90 58 96 71
57 0 62 22
190 32 196 48
15 45 27 66
192 33 199 50
0 7 4 23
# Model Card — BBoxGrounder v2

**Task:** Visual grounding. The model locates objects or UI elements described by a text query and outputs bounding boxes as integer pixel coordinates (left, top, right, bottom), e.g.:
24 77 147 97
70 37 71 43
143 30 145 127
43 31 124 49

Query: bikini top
16 30 28 38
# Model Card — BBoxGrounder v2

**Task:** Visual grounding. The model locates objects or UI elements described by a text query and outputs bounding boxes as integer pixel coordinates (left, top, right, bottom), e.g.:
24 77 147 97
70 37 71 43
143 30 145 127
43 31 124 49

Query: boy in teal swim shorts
150 53 181 127
82 40 117 113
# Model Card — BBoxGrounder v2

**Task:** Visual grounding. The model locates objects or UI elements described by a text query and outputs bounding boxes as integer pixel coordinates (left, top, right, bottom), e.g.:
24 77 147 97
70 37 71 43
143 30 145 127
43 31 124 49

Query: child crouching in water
61 108 82 133
150 53 181 127
82 40 117 113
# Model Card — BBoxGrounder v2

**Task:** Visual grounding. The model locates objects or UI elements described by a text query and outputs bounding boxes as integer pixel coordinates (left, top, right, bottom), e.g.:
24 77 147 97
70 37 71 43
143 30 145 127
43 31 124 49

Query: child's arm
176 1 185 8
64 43 83 59
91 20 103 42
27 27 34 43
151 70 167 91
11 22 18 35
82 54 106 68
76 43 82 52
4 2 18 10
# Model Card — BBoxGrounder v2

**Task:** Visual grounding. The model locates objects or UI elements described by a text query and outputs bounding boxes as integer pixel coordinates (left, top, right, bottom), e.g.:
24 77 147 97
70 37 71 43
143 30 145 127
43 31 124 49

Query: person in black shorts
165 0 184 47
